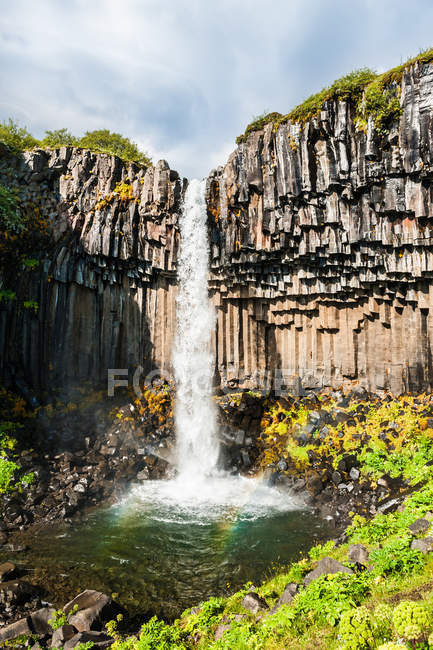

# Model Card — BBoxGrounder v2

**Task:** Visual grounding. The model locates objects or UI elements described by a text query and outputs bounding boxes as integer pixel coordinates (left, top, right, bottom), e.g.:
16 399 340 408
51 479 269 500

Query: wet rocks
63 631 113 649
50 624 76 647
0 580 38 607
65 590 122 632
0 561 16 582
305 470 323 496
0 584 120 649
0 389 176 532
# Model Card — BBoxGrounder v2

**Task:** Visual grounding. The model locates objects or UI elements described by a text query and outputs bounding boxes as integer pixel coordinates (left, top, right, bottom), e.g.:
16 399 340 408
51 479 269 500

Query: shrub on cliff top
77 129 151 166
0 118 39 153
0 119 152 166
41 127 78 148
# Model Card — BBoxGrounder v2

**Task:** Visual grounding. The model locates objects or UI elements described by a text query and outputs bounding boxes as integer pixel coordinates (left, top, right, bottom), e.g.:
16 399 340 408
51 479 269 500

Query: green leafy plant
338 606 376 649
22 258 40 269
135 616 185 649
393 600 430 643
0 458 20 492
309 540 335 561
41 128 78 148
369 536 424 577
357 79 402 133
78 129 151 166
23 300 39 314
0 184 23 232
0 118 39 153
48 604 79 630
373 603 393 642
288 571 372 629
0 290 16 303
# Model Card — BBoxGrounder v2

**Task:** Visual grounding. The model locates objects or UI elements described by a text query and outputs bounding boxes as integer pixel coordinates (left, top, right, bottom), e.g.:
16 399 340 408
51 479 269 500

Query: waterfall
173 178 219 480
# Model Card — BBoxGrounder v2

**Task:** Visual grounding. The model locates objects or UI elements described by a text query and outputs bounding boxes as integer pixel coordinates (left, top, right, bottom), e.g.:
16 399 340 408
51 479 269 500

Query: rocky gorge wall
206 60 433 394
4 59 433 396
0 146 183 390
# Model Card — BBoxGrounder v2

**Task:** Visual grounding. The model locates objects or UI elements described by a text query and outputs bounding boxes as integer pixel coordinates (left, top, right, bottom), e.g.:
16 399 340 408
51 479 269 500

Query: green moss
236 111 283 144
236 48 433 144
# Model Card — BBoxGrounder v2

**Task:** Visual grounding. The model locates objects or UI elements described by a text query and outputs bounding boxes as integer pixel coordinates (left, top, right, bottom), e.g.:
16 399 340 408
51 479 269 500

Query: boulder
63 630 113 648
409 518 430 535
411 537 433 554
241 592 268 614
65 590 121 632
348 544 369 565
278 582 298 605
305 471 323 496
0 561 16 581
377 498 400 514
31 607 56 634
214 623 231 640
0 617 32 643
0 608 54 643
51 624 77 647
0 580 37 606
304 557 353 586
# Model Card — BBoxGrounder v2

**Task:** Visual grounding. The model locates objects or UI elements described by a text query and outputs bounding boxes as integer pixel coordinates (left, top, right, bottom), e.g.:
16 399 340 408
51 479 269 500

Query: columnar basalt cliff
206 61 433 394
0 146 183 389
3 59 433 396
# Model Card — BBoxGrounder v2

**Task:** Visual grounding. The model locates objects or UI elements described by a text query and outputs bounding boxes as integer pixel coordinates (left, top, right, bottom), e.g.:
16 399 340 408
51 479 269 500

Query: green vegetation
0 118 39 153
0 389 36 494
99 390 433 648
0 181 50 302
0 119 152 166
78 129 151 166
48 604 79 630
41 127 78 148
236 48 433 143
95 181 140 211
0 183 23 233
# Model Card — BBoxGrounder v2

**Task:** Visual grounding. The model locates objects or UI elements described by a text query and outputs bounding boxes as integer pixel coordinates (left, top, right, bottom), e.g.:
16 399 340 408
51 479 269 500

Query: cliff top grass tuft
0 121 152 167
236 47 433 143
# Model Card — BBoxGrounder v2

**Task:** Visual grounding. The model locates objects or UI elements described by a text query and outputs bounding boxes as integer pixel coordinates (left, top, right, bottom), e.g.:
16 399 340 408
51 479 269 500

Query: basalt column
207 61 433 394
0 146 185 390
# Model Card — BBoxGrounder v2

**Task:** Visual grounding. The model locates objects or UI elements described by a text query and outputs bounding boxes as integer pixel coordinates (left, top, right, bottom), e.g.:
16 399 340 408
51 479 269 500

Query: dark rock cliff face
206 61 433 394
3 60 433 396
0 146 183 390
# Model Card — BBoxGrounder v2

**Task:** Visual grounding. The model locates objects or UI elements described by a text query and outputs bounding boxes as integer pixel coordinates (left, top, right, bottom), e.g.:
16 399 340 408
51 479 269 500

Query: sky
1 0 433 178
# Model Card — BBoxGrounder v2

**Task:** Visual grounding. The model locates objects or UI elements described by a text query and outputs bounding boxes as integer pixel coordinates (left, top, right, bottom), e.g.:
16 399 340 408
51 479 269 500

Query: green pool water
4 476 331 619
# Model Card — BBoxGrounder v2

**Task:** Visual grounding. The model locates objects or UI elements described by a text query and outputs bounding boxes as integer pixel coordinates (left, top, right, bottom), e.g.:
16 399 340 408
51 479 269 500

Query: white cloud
1 0 433 176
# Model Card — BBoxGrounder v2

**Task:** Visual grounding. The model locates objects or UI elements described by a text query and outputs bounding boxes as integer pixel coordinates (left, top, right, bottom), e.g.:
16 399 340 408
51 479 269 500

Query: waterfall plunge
173 179 219 480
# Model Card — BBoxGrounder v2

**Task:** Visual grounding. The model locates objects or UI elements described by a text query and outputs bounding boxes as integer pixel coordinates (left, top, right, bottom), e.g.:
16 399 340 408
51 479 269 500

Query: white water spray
173 179 219 480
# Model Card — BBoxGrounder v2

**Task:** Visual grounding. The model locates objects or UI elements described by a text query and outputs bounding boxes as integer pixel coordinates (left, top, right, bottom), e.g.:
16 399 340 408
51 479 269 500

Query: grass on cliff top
236 47 433 143
0 120 152 167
